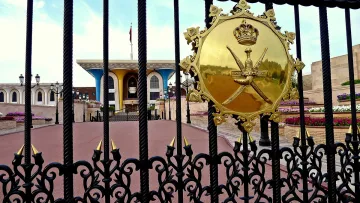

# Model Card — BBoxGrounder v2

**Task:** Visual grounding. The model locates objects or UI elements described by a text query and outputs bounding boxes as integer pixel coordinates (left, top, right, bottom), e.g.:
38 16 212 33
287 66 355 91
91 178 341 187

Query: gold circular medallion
180 0 305 132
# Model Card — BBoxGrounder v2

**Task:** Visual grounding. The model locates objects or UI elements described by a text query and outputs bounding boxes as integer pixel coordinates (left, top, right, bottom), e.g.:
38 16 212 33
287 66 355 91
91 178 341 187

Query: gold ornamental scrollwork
180 0 305 133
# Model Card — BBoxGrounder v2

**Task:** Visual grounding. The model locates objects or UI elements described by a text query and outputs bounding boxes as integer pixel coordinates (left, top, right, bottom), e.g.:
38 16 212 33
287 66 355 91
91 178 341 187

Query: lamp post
72 89 79 122
161 93 166 120
79 95 89 122
19 74 40 128
50 81 63 124
167 82 174 120
181 73 192 124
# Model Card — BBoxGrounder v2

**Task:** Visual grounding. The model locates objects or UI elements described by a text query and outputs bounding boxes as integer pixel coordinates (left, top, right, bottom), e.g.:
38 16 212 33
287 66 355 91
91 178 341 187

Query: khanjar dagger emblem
179 0 305 132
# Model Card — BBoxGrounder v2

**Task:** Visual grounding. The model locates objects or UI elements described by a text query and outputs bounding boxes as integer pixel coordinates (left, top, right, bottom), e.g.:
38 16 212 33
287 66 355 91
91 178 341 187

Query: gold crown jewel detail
234 20 259 46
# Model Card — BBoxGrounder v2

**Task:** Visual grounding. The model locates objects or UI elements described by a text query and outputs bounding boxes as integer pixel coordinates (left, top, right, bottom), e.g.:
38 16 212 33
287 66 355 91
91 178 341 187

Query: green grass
341 79 360 86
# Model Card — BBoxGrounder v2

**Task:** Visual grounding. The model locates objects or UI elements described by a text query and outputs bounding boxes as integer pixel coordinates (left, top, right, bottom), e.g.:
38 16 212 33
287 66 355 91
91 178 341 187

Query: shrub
285 116 360 126
100 106 115 112
0 116 15 121
337 93 360 101
341 79 360 86
45 118 53 121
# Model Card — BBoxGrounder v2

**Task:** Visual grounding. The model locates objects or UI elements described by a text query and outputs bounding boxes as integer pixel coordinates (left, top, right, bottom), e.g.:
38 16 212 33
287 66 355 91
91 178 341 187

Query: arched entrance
123 72 138 112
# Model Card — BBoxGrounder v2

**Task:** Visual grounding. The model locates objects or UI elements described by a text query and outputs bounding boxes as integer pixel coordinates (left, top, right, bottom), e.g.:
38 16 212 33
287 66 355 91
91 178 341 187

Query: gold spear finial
17 145 24 155
348 125 353 134
96 140 103 151
237 134 243 143
184 136 189 146
306 128 311 138
31 144 39 155
169 137 175 147
111 139 117 150
296 129 300 139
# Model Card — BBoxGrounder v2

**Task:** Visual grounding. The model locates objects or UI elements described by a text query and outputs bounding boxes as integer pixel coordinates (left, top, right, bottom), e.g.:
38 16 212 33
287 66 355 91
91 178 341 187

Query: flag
129 23 132 43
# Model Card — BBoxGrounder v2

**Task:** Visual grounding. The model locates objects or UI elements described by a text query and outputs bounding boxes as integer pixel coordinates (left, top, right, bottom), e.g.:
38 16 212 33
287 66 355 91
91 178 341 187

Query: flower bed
337 93 360 101
285 116 360 127
6 112 34 116
0 116 15 121
280 100 317 106
278 107 310 113
0 112 3 117
308 104 360 113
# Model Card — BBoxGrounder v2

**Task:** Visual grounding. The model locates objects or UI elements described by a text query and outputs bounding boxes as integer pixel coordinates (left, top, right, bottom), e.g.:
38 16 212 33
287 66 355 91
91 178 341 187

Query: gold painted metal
31 144 39 155
347 125 360 134
248 133 254 143
184 137 190 146
96 140 102 151
237 133 243 143
169 137 176 147
111 139 117 150
17 145 25 155
295 129 300 139
179 0 304 133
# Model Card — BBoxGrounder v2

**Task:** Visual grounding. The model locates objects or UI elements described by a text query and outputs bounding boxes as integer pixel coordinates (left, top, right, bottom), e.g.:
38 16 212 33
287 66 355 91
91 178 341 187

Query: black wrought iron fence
0 0 360 202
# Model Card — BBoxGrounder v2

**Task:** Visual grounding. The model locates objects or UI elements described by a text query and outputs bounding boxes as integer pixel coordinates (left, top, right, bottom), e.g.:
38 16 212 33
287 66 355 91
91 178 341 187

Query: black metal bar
24 0 33 167
294 4 310 202
173 0 183 201
186 84 191 124
259 115 270 146
238 124 251 202
138 0 149 202
345 7 360 201
102 1 110 201
205 0 219 202
318 6 336 203
63 0 74 201
24 0 34 202
270 121 280 203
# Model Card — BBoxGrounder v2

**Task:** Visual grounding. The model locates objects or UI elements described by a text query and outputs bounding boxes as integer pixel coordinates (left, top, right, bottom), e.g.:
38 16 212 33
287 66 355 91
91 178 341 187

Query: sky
0 0 359 87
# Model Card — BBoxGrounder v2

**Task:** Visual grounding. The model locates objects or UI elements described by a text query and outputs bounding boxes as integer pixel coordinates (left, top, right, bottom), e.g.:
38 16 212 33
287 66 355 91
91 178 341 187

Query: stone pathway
0 124 55 136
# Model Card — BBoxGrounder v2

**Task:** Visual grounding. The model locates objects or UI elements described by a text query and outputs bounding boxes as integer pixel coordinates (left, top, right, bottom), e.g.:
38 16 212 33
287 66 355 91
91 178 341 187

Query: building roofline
77 59 176 70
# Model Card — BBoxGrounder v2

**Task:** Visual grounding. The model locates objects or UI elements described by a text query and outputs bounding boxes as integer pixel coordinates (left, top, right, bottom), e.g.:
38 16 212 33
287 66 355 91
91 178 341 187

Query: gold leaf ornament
294 58 305 72
241 121 255 133
184 27 200 45
187 89 203 103
269 112 281 123
213 114 226 126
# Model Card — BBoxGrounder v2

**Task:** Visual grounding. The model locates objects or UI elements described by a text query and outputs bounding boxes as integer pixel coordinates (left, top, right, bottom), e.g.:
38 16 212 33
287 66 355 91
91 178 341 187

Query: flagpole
130 23 133 60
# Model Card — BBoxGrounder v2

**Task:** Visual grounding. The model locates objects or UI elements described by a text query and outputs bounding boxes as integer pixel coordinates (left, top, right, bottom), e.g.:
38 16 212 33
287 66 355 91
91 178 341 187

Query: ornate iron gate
1 0 360 202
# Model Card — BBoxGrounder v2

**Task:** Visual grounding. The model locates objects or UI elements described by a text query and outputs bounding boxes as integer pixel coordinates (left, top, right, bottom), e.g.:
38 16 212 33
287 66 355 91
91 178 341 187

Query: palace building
77 60 176 111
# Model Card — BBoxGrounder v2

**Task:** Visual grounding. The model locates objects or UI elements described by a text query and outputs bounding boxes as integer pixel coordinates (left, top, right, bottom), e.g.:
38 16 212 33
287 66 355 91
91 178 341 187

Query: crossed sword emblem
222 46 273 105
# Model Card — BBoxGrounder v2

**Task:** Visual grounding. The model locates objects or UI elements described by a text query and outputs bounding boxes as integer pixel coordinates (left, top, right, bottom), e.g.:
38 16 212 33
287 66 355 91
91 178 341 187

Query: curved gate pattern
0 0 360 202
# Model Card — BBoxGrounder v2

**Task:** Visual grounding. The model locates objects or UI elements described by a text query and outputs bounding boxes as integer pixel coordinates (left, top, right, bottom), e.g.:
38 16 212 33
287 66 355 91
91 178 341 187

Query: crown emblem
233 19 259 46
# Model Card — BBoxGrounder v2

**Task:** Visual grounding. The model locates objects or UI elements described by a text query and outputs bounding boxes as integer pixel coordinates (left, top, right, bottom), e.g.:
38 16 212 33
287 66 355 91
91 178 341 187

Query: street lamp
72 89 79 122
19 74 40 88
79 94 89 122
19 74 40 128
160 93 166 120
50 81 63 125
181 73 192 124
167 82 174 120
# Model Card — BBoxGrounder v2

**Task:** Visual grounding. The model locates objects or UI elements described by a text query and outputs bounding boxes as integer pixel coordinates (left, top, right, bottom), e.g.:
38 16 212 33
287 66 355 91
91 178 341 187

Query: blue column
157 69 174 98
87 69 104 101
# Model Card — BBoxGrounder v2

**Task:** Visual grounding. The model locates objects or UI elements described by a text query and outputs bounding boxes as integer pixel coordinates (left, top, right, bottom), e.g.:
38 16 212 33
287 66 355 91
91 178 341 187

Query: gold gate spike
111 139 117 150
184 136 190 146
169 137 176 147
31 144 39 155
96 140 103 151
17 145 25 155
179 0 305 133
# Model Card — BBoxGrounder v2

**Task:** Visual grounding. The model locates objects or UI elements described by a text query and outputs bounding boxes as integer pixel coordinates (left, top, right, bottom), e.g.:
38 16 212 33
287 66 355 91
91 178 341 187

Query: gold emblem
180 0 305 132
